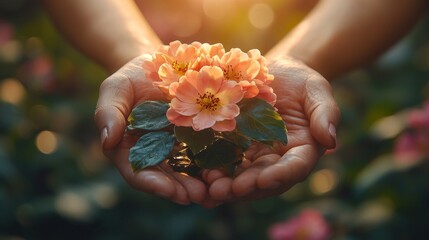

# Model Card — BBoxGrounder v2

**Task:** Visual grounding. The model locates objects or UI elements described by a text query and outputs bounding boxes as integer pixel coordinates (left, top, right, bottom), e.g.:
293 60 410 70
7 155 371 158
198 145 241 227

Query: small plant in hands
127 41 287 176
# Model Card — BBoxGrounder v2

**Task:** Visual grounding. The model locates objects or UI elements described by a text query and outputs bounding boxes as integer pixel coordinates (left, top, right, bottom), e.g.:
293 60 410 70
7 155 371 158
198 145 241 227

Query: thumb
94 74 134 150
305 76 340 149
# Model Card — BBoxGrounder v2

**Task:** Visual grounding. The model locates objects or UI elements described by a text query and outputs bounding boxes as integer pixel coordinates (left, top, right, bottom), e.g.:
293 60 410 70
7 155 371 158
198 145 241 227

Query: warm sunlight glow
35 130 58 154
248 3 275 29
172 14 202 37
203 0 237 21
0 78 26 105
309 169 338 195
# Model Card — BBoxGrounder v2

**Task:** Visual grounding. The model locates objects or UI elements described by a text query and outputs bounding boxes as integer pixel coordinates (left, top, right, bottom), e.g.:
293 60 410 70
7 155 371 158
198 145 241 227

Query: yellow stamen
223 65 243 80
196 92 220 111
172 60 189 75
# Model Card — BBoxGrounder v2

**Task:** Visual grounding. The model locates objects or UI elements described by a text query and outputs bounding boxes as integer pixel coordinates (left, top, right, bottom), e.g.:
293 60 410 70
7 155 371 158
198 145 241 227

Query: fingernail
329 123 337 146
100 127 108 148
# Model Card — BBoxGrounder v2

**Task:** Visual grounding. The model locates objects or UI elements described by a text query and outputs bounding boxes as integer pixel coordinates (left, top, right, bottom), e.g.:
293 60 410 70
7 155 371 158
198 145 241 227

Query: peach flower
166 66 243 131
247 49 277 104
142 41 228 97
213 48 277 104
142 41 200 95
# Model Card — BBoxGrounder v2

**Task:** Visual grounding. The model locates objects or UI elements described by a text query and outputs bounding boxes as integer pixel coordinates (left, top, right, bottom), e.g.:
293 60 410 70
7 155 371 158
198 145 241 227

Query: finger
304 76 340 149
94 74 134 150
202 169 229 184
257 144 321 190
231 154 279 197
160 163 208 204
105 146 191 204
208 177 234 201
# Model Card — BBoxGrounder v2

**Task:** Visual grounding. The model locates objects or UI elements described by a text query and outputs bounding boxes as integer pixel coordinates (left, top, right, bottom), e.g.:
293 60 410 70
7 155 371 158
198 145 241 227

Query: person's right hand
94 55 218 207
201 57 340 202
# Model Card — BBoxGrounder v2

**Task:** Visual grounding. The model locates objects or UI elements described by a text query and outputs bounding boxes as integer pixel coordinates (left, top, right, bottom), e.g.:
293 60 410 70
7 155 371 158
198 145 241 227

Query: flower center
223 65 243 80
196 92 220 111
171 61 189 75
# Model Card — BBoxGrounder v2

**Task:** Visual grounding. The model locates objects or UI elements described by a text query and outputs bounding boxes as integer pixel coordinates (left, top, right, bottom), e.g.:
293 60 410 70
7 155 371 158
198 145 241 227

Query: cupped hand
203 57 340 202
94 55 218 207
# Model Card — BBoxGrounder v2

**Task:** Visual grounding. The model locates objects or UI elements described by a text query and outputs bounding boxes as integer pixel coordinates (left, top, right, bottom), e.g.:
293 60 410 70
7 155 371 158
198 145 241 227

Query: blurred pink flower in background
22 55 55 92
394 100 429 165
268 209 331 240
0 19 13 44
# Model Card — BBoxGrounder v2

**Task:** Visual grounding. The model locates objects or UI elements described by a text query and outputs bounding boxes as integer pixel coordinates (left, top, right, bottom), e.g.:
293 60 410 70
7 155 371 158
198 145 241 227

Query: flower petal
214 104 240 121
173 75 199 103
166 108 193 127
170 98 200 116
197 66 224 94
217 82 244 104
236 59 260 80
237 81 259 99
192 110 217 131
212 119 236 132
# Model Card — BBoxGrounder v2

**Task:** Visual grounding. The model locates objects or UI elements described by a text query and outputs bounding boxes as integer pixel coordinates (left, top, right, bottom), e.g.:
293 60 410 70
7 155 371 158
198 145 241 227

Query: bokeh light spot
92 184 118 209
248 4 275 29
309 169 338 195
0 40 22 62
35 130 58 154
371 113 407 139
0 78 26 105
55 191 91 221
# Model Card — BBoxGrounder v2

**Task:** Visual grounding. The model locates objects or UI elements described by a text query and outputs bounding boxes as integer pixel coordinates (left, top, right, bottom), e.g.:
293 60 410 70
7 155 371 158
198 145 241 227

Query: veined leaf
129 101 171 130
220 130 252 150
236 98 287 144
129 131 175 171
194 139 243 170
174 126 215 154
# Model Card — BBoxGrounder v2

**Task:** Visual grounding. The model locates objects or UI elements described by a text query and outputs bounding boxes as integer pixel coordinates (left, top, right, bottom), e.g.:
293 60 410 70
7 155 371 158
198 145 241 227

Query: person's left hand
202 57 340 201
94 55 220 207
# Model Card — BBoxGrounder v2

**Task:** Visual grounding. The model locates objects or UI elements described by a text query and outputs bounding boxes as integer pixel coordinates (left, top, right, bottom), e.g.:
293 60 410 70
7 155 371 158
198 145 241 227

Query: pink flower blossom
0 19 13 44
191 41 225 66
166 66 243 131
268 209 331 240
213 48 276 104
142 41 228 97
213 48 260 97
141 41 278 131
394 131 429 165
408 100 429 129
142 41 200 95
247 49 277 105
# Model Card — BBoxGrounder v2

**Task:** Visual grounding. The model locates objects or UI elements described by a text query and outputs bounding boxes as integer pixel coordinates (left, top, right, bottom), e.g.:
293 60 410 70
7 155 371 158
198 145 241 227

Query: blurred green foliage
1 1 429 240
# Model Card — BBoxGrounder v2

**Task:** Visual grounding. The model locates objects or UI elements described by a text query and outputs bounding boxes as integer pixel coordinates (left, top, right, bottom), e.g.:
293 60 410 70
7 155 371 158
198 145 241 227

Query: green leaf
129 101 171 130
236 98 287 144
194 139 243 170
220 130 252 150
129 131 175 171
174 126 215 154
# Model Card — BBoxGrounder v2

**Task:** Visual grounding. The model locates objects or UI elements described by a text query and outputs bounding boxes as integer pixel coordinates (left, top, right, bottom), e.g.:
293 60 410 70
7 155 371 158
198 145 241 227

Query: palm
204 58 339 201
